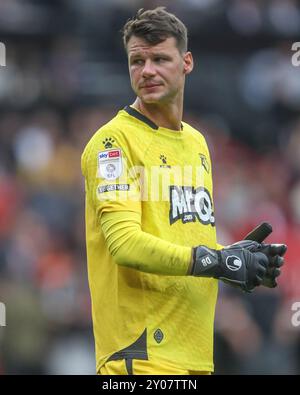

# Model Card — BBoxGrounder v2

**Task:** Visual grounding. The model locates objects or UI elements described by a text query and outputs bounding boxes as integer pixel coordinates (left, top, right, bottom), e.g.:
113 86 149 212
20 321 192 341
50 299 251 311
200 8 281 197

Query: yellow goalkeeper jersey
81 106 218 373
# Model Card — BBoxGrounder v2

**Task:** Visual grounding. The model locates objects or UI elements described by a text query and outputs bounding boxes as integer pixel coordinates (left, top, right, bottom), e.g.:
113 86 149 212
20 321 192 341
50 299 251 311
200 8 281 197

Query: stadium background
0 0 300 374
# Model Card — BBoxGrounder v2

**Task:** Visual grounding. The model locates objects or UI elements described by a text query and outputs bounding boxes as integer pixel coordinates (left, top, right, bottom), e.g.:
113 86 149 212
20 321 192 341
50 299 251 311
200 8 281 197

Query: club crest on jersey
169 186 215 226
98 149 122 180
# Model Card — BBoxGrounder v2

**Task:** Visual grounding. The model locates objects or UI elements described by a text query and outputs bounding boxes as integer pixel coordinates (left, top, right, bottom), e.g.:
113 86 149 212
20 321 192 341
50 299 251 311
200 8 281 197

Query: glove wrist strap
191 246 220 277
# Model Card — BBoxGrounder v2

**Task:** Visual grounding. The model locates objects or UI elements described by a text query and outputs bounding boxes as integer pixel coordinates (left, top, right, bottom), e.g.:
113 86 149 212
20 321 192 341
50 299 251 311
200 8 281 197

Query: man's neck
132 99 183 131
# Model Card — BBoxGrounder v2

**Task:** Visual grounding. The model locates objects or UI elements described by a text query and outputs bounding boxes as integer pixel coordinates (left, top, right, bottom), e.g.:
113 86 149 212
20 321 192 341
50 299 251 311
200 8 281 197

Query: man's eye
155 57 169 62
132 59 144 65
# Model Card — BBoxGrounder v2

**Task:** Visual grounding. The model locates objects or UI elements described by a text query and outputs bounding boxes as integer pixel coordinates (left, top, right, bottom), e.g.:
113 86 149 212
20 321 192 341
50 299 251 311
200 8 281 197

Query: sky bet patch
98 149 123 180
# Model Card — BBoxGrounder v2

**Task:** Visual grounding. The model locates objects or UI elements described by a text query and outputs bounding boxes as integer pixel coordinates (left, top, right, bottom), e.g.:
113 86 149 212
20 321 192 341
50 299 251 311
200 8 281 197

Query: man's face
127 36 193 104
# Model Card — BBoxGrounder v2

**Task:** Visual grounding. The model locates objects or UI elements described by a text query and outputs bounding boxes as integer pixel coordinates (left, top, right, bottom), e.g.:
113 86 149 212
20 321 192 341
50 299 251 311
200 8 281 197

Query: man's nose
142 60 156 77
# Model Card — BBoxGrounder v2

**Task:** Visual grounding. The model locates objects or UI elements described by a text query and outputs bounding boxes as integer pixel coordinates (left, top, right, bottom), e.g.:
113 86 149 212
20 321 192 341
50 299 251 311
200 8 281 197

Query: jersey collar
124 105 183 131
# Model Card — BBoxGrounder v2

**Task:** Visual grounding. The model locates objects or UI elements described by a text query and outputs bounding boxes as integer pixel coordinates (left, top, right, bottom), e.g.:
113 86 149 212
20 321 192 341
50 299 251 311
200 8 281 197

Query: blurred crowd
0 0 300 374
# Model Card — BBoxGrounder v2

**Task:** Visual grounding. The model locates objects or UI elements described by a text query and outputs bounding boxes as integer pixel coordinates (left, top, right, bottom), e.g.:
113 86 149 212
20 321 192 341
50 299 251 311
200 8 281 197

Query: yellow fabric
99 358 211 375
81 107 219 374
101 211 192 275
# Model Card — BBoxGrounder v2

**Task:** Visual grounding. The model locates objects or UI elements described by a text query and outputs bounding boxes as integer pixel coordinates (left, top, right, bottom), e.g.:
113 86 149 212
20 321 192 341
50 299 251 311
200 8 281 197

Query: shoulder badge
98 149 123 180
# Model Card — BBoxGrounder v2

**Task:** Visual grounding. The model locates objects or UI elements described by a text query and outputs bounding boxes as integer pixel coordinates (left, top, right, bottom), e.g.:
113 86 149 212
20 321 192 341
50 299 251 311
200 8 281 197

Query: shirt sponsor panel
169 185 215 226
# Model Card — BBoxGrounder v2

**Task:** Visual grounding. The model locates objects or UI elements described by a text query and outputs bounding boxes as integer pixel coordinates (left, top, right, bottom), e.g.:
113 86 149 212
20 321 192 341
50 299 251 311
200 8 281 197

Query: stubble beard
136 85 179 105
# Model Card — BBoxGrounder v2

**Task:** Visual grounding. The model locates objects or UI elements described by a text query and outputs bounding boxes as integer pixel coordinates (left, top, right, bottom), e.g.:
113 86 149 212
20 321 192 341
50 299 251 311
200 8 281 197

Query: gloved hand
190 241 269 293
232 240 287 288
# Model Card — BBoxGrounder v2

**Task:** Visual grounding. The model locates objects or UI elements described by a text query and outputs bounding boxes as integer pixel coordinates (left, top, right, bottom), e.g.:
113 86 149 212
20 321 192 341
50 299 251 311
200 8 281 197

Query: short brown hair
122 7 188 54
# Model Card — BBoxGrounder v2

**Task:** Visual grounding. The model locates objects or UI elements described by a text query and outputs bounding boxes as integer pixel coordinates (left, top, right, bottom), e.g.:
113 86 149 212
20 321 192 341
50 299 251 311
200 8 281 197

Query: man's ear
183 51 194 75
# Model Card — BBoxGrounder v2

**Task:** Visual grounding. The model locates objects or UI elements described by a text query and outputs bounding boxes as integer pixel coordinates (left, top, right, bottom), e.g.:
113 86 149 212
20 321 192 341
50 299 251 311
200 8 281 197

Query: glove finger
257 263 267 278
254 251 269 268
262 277 277 288
268 244 287 257
266 266 281 278
269 255 284 268
262 267 281 288
253 264 266 287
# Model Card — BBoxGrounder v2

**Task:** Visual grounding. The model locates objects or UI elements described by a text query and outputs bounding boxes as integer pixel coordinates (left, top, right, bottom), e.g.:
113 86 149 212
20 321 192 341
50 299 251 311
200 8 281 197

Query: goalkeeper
81 7 287 375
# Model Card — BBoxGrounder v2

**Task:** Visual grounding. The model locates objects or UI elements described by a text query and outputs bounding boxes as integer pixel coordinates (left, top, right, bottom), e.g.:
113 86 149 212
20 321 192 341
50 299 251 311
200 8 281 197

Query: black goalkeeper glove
190 242 268 293
233 240 287 288
238 222 287 288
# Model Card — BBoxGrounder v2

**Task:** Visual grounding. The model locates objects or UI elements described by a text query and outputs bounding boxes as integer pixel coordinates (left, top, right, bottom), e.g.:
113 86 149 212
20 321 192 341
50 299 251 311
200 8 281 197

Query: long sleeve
101 211 192 276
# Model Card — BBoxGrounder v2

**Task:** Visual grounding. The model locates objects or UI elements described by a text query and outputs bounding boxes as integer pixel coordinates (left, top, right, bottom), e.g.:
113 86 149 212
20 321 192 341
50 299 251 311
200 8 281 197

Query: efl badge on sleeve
98 149 123 180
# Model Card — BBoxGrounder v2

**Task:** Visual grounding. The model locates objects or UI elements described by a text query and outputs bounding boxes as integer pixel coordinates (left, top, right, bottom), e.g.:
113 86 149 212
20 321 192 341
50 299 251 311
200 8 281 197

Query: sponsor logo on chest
169 185 215 226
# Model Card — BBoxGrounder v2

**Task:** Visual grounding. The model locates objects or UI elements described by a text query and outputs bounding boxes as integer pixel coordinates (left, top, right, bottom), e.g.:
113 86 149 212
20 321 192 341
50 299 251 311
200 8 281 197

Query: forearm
101 211 192 276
